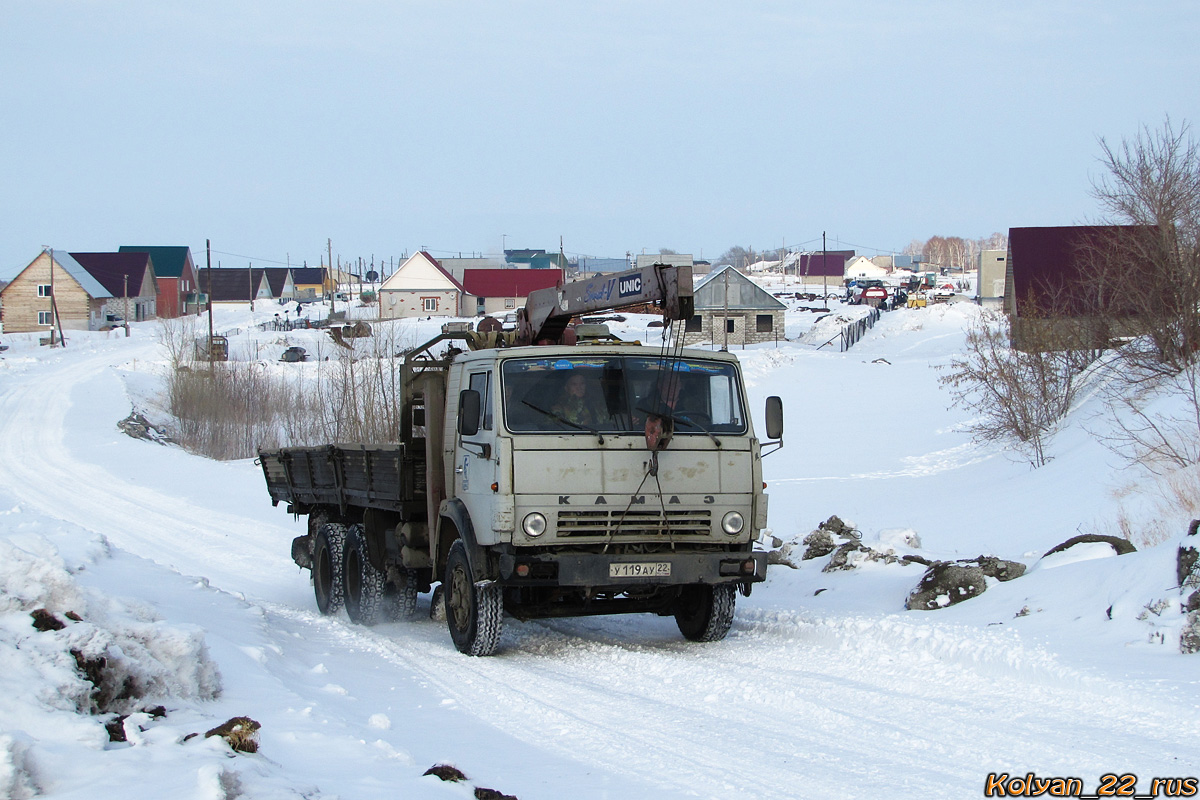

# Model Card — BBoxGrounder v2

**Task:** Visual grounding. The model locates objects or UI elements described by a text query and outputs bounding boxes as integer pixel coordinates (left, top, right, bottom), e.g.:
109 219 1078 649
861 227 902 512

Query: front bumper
497 550 767 587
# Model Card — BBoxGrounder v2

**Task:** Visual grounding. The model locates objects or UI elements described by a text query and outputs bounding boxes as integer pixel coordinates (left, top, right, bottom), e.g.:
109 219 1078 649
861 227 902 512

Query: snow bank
0 523 222 796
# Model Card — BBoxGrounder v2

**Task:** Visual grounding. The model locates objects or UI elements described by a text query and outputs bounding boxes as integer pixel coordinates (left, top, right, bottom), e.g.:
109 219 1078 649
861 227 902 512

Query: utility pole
123 273 130 337
328 238 335 314
721 267 729 352
206 239 215 366
822 231 828 303
48 247 57 346
46 246 65 347
248 262 255 312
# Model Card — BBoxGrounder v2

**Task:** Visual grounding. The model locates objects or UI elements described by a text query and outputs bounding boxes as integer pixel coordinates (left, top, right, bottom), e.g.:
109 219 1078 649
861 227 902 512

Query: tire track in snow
7 337 1199 799
0 342 297 597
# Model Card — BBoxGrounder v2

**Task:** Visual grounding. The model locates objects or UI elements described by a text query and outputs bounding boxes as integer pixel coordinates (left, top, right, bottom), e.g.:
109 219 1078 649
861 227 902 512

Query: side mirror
765 396 783 441
458 389 481 436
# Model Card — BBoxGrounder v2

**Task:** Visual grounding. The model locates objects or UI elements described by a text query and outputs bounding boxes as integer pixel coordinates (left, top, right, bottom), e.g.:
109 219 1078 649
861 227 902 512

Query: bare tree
1090 117 1200 374
1085 118 1200 472
940 311 1088 468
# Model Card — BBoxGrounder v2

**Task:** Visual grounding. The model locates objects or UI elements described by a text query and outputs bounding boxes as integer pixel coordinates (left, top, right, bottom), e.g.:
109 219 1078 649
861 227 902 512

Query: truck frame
259 264 783 655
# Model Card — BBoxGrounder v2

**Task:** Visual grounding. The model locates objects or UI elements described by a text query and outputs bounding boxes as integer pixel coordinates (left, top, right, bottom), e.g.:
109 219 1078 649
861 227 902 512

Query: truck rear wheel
444 540 503 656
344 524 387 625
384 567 420 620
674 584 736 642
313 522 347 615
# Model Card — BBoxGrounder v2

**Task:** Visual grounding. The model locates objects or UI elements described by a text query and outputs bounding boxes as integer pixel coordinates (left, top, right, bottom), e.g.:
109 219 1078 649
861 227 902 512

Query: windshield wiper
635 406 721 448
523 400 605 444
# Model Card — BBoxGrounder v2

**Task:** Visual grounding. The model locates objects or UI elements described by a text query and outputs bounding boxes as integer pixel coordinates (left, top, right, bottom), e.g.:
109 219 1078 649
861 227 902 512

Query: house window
504 298 516 309
38 284 52 297
685 315 702 332
726 319 736 334
422 297 438 312
756 314 773 333
38 311 53 325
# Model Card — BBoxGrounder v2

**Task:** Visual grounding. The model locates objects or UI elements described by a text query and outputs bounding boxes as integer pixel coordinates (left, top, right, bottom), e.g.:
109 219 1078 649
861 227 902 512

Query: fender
435 498 492 579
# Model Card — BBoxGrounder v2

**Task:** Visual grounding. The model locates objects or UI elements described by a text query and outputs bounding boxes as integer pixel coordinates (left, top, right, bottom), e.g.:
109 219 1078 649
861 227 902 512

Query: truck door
455 368 500 543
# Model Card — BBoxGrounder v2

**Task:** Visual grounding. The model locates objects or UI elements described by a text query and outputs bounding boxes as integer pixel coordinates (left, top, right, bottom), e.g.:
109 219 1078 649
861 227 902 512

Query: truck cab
432 343 773 653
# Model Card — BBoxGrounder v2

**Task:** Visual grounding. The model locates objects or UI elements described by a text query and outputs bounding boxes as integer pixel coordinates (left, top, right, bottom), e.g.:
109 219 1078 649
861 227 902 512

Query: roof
52 251 112 299
199 268 268 301
290 267 326 285
790 253 846 277
258 267 292 296
694 265 786 311
460 268 562 298
1008 225 1154 316
118 246 193 279
70 252 155 297
382 251 468 294
424 252 468 293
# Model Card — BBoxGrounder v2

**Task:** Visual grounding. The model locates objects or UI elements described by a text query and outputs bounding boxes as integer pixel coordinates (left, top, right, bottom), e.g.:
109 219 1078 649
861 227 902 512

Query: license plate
609 562 671 578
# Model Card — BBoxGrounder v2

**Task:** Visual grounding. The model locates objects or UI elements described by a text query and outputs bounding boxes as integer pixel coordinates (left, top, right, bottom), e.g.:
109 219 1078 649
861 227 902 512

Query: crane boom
516 263 694 345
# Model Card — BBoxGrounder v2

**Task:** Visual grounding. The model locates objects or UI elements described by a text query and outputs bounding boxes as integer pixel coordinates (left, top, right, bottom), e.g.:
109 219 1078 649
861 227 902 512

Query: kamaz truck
259 264 783 655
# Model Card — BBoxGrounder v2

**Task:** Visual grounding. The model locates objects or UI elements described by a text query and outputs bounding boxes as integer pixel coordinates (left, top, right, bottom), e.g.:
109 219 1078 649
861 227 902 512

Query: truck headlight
721 511 745 535
522 512 548 538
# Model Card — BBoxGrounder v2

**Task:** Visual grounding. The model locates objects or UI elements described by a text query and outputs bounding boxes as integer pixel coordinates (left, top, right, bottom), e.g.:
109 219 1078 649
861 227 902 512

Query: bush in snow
938 311 1090 469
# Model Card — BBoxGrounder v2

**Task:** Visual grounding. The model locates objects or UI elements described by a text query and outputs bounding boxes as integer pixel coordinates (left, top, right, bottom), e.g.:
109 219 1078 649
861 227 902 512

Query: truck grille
556 508 712 537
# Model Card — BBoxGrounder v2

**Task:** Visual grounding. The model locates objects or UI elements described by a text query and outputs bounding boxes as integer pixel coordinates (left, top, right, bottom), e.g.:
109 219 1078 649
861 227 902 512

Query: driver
550 372 598 427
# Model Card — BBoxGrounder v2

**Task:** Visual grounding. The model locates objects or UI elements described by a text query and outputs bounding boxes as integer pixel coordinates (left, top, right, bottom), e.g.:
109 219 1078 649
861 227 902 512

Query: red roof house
460 268 563 316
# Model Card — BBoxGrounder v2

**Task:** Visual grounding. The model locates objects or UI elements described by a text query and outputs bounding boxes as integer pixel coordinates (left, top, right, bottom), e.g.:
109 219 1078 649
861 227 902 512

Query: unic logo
618 275 642 297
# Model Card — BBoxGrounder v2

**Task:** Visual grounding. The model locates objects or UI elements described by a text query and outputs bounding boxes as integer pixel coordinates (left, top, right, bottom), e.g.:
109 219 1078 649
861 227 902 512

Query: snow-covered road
2 329 1197 799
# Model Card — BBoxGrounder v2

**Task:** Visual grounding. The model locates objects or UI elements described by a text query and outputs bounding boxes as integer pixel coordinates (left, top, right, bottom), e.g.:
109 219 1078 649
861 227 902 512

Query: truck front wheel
674 584 736 642
344 524 387 625
313 522 348 615
444 540 503 656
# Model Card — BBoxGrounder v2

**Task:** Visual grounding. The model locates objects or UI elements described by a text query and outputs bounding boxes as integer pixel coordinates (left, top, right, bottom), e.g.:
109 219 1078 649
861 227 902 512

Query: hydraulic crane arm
515 263 694 345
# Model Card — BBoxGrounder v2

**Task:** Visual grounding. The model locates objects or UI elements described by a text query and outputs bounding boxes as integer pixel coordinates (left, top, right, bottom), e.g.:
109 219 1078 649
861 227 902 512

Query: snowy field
2 285 1198 799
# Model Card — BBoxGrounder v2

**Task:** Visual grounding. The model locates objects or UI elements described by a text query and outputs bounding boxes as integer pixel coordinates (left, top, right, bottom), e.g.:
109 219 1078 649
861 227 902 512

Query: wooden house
118 245 199 317
378 251 467 318
0 250 134 333
682 265 786 347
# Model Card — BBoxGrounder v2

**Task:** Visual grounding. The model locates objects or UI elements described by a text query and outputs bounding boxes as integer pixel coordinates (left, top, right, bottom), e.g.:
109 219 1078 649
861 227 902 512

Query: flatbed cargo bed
259 444 425 517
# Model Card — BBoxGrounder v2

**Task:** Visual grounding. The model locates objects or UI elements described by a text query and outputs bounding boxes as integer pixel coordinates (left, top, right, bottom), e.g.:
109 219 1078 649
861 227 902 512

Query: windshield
501 355 747 435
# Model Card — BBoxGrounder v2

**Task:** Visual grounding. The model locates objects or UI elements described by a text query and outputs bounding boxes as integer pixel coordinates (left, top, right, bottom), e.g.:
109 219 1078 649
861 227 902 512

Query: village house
977 249 1007 308
682 264 786 348
460 268 562 316
118 245 199 317
785 253 847 288
289 267 329 300
1005 225 1154 351
70 252 158 323
0 250 155 333
378 251 467 319
844 255 888 282
199 267 279 303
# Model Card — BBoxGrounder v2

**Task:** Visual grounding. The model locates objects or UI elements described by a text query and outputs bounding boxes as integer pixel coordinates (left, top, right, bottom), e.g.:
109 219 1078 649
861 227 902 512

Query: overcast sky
2 1 1197 278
